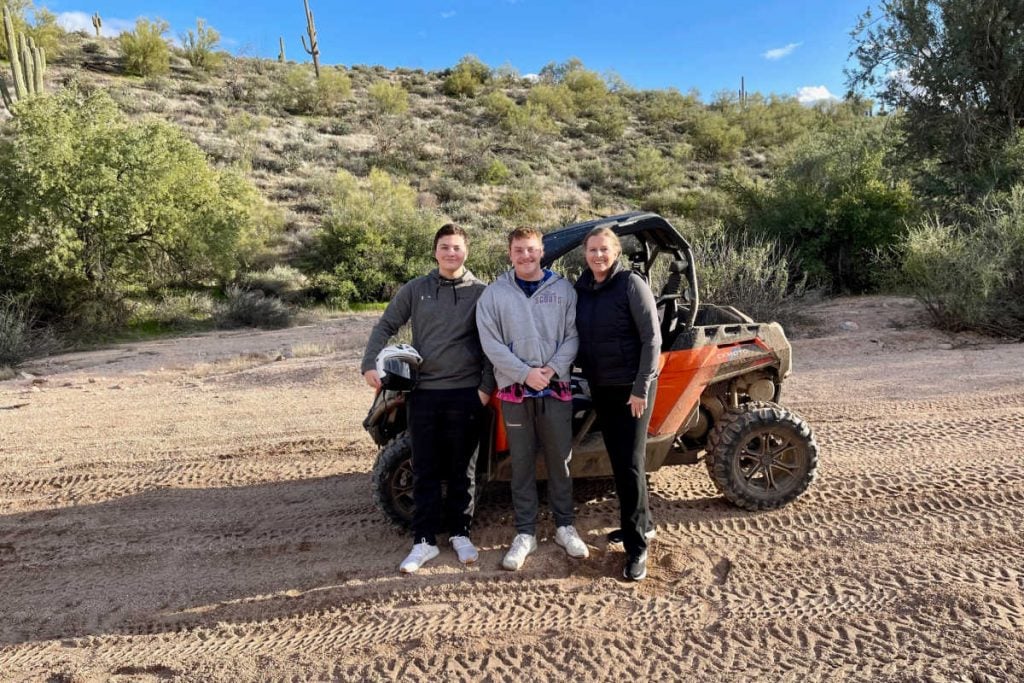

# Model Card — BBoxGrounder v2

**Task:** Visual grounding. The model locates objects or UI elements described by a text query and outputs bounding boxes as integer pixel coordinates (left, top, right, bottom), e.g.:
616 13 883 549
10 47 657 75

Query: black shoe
606 527 657 544
624 552 648 581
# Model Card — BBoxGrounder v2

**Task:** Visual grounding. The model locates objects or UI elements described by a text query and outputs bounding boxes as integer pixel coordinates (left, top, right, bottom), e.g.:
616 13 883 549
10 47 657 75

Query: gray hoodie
476 269 579 389
361 269 496 393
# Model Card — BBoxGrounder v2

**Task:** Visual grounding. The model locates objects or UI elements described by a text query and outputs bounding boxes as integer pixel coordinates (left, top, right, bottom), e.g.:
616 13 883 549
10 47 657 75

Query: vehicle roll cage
541 211 699 329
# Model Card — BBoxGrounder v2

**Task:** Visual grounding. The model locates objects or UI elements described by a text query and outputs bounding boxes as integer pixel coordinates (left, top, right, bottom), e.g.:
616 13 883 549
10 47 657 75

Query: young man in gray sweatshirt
476 227 589 570
361 223 495 574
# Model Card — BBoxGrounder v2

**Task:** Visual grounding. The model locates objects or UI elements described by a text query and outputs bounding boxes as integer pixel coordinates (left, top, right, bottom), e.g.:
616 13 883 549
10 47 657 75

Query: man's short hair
434 223 468 249
507 227 543 248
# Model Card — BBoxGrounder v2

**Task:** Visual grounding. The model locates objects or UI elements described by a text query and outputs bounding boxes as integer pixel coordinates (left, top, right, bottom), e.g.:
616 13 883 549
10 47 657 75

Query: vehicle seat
657 259 688 348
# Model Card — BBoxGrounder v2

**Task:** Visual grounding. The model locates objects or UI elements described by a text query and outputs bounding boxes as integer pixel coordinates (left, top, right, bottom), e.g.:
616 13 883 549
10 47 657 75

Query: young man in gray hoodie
361 223 495 574
476 227 589 570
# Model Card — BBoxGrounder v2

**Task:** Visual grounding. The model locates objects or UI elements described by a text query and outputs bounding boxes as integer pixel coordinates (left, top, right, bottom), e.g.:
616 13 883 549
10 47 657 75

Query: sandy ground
1 296 1023 682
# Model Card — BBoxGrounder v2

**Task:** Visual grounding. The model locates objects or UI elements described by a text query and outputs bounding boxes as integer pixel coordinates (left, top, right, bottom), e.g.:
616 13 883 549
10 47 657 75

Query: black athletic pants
406 387 483 545
591 381 657 557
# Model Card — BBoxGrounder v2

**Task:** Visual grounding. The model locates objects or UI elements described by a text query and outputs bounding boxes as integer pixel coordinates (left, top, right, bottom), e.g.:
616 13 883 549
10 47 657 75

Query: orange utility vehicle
364 212 819 527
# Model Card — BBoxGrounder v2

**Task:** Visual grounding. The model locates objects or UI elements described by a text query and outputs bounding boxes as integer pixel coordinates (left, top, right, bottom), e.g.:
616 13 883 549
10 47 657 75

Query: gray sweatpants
501 397 574 534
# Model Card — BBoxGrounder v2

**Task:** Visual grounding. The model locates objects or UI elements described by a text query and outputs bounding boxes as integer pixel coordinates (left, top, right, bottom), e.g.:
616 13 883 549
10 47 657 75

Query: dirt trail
1 297 1023 681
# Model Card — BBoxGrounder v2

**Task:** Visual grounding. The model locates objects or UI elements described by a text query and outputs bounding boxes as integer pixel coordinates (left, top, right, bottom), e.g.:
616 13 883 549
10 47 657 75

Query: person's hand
540 366 556 381
363 369 382 389
627 394 647 418
478 389 490 406
525 367 551 391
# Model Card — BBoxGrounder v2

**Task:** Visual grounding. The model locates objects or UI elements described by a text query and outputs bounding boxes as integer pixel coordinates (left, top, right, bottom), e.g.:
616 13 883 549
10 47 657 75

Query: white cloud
796 85 838 104
57 11 134 37
763 42 801 60
441 10 456 19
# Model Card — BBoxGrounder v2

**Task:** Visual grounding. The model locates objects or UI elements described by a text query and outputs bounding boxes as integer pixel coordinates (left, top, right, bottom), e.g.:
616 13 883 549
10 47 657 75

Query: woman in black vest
575 226 661 581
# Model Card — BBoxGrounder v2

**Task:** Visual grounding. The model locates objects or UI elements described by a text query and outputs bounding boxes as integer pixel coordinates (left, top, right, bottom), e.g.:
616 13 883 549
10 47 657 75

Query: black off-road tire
372 434 414 529
706 402 818 511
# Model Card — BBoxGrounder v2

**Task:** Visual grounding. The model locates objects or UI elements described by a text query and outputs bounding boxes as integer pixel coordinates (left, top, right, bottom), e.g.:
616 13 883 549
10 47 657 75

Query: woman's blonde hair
583 226 621 257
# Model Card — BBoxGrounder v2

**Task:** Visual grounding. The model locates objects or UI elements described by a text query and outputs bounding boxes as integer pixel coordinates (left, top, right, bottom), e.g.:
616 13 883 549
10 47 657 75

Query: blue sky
47 0 877 103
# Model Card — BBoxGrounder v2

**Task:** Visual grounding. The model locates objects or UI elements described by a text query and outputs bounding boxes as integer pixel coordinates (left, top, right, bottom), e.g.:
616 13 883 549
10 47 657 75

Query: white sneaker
555 525 589 559
450 535 479 565
399 540 439 574
501 533 537 571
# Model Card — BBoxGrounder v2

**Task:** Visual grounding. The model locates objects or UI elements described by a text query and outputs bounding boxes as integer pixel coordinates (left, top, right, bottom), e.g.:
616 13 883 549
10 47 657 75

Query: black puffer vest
575 263 642 386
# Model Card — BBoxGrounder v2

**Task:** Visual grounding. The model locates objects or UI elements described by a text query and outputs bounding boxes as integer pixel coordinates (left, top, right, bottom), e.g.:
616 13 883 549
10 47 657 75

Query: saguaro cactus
1 3 46 113
278 35 285 63
91 12 102 37
301 0 320 78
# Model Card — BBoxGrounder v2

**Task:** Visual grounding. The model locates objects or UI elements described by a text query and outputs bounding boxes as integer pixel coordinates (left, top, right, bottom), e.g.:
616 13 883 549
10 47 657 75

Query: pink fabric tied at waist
497 380 572 403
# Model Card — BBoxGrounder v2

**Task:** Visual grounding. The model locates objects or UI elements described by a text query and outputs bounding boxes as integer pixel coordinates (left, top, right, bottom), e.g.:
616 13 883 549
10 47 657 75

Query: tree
730 123 917 292
0 89 271 320
181 18 223 73
119 18 171 77
848 0 1024 197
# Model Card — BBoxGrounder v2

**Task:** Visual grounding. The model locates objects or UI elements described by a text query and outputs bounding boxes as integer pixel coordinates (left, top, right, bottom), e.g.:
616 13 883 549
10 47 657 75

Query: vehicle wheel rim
736 428 805 495
390 459 415 519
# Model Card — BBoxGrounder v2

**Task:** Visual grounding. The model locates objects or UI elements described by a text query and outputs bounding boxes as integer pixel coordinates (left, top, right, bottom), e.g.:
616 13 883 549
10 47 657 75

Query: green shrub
626 146 683 197
368 80 409 117
497 181 544 224
239 265 309 302
181 18 223 73
310 168 438 304
130 291 217 331
690 111 745 160
119 18 171 77
273 65 351 114
480 157 511 185
480 90 516 121
0 88 273 323
0 2 63 61
503 102 558 148
442 55 490 98
898 188 1024 335
527 83 575 121
216 286 293 329
730 124 917 292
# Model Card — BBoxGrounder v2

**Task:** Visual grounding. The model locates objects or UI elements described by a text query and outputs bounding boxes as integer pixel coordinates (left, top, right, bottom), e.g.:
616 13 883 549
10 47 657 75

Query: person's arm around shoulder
360 282 415 388
626 273 662 408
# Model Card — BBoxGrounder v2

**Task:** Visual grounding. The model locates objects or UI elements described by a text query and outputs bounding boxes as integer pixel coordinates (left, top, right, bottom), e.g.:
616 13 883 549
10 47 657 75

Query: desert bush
503 102 558 149
638 88 701 127
119 18 171 77
216 286 293 329
480 157 511 185
626 146 683 197
730 124 916 292
310 169 438 304
442 55 490 98
273 65 351 115
527 84 575 121
0 89 273 323
368 80 409 117
181 18 223 73
693 231 811 327
497 181 544 224
897 188 1024 335
130 291 217 330
689 111 746 160
480 90 516 121
0 295 53 367
0 2 63 60
239 265 309 302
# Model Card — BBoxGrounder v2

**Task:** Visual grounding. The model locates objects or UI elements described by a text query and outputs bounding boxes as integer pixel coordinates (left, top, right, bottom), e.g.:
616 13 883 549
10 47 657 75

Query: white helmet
375 344 422 390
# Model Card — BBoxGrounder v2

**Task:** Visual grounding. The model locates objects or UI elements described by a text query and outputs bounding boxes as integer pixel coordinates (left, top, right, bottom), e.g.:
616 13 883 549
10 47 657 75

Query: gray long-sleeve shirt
476 269 579 390
361 269 496 394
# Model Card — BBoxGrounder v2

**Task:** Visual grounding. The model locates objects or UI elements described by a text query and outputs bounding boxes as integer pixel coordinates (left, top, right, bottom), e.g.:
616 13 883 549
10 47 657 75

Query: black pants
406 387 483 545
591 381 656 556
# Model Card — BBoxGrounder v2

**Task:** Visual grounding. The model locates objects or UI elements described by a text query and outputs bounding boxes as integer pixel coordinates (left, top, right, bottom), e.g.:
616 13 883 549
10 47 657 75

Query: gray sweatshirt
476 269 579 389
361 269 496 393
